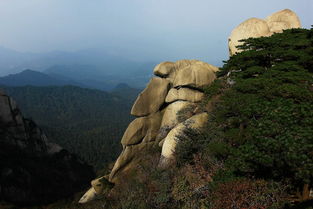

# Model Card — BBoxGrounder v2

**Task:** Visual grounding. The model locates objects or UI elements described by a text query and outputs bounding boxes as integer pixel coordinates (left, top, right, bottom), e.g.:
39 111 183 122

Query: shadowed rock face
228 9 301 55
0 90 95 206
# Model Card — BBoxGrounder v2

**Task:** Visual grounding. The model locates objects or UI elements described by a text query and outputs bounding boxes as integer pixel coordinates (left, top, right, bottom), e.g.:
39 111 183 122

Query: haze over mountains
0 47 158 89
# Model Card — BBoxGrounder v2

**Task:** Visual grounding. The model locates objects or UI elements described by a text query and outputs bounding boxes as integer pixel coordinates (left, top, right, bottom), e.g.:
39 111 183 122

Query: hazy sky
0 0 312 65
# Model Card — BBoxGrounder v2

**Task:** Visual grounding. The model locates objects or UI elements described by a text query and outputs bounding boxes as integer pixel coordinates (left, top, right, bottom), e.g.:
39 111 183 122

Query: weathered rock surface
131 77 170 117
153 61 175 77
165 87 204 103
121 112 162 146
78 187 98 204
109 142 153 182
0 90 95 206
160 101 196 132
266 9 301 33
228 18 271 56
228 9 301 55
173 64 216 88
159 112 208 168
81 59 217 203
154 60 218 84
91 177 106 194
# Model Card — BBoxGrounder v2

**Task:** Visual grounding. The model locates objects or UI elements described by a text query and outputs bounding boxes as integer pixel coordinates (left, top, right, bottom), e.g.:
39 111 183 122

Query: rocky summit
0 90 95 206
228 9 301 55
79 59 218 203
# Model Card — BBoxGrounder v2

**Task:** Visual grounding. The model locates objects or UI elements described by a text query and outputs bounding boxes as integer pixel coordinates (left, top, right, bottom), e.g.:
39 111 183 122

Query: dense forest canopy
177 27 313 207
2 85 138 171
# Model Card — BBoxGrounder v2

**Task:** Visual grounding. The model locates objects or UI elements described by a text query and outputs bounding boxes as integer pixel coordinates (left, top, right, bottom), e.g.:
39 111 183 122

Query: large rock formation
0 90 95 206
228 9 301 55
80 8 302 204
79 60 217 203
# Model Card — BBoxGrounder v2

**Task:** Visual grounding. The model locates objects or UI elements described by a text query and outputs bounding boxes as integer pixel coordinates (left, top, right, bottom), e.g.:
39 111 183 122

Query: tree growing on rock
206 28 313 201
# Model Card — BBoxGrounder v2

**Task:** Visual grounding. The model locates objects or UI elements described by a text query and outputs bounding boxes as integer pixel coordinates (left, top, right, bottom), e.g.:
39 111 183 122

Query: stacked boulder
228 9 301 55
79 59 218 203
113 59 218 179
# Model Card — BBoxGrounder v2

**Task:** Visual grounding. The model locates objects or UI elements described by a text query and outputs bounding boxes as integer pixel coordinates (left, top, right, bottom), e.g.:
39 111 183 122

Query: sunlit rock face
131 77 170 117
228 9 301 55
228 18 271 56
265 9 301 33
159 112 209 169
80 60 217 203
112 60 216 180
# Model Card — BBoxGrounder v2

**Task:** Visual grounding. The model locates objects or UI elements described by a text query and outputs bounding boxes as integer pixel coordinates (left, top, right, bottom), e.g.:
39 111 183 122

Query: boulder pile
79 59 218 203
228 9 301 55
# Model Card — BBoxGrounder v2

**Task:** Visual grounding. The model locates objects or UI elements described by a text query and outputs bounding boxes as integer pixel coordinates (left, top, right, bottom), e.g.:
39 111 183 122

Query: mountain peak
20 69 39 74
0 69 81 87
114 83 131 90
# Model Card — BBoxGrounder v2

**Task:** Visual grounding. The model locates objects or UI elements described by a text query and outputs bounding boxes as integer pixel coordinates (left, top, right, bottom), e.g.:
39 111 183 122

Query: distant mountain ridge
0 69 83 87
2 85 137 170
0 47 157 88
0 69 146 91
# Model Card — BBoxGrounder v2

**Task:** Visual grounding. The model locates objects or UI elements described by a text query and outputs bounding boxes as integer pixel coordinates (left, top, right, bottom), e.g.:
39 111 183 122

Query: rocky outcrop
228 9 301 55
265 9 301 33
173 63 216 88
159 112 208 168
113 60 216 181
165 88 204 103
131 77 170 117
79 8 303 204
0 90 94 206
79 59 217 203
121 112 162 147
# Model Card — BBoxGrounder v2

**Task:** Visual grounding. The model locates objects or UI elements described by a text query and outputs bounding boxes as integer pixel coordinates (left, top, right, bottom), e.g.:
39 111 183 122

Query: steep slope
0 90 95 206
3 85 135 170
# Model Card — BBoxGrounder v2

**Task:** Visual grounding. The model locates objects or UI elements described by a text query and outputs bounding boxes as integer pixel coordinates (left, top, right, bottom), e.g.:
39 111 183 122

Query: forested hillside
174 27 313 208
2 85 137 171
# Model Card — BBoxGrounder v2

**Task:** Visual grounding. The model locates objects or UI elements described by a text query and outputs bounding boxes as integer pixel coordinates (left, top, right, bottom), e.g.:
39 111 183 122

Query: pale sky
0 0 312 65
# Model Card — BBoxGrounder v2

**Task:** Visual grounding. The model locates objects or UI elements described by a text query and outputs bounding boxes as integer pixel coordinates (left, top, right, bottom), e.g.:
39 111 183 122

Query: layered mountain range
0 48 157 90
0 8 309 209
